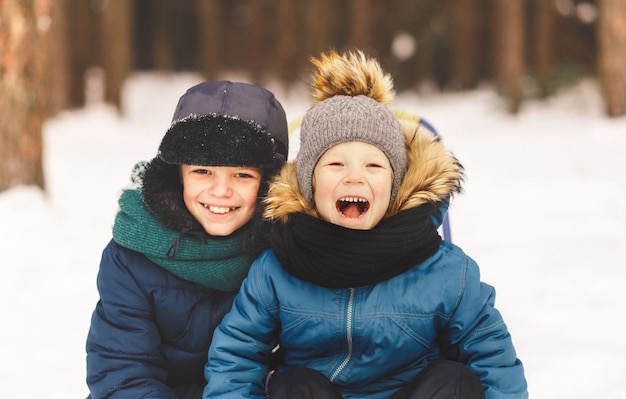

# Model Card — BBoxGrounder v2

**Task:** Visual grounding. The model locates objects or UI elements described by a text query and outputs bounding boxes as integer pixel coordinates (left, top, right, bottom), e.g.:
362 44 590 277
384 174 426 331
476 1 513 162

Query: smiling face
181 165 262 236
312 141 393 230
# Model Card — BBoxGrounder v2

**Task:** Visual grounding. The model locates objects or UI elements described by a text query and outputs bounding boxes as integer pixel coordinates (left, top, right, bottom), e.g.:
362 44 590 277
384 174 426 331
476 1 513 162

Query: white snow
1 72 625 398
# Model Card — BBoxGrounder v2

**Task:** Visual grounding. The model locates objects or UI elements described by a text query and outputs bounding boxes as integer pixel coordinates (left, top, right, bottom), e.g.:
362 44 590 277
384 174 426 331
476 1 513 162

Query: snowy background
1 72 625 398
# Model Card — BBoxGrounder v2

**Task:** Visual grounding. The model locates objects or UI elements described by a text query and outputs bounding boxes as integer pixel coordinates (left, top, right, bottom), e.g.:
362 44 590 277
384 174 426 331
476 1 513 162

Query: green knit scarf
112 188 255 292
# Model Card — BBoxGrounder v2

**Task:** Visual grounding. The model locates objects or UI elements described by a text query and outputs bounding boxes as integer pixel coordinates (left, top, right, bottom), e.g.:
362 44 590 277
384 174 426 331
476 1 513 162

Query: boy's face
181 165 262 236
313 141 393 230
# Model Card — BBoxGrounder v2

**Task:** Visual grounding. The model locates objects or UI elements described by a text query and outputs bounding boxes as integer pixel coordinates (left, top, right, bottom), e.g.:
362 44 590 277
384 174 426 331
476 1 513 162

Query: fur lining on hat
159 114 284 169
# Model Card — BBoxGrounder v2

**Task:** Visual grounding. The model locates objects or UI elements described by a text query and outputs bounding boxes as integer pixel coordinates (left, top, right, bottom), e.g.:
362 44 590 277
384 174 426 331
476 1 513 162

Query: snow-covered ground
1 72 625 398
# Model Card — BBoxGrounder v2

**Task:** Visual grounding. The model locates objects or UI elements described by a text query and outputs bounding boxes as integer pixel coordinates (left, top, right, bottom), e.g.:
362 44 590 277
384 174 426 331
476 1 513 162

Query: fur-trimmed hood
264 114 464 223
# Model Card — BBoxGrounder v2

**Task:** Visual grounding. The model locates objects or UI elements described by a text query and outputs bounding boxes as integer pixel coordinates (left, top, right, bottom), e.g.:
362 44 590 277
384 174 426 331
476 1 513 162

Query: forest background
1 0 626 192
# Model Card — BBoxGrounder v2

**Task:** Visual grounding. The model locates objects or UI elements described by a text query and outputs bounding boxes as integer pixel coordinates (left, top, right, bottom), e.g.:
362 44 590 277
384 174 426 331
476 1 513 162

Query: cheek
182 180 200 200
182 186 196 212
241 182 262 206
312 171 335 195
375 172 394 195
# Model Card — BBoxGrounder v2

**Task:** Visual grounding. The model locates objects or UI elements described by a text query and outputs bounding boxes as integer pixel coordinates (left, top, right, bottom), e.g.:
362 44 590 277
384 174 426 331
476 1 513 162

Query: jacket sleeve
440 254 529 399
86 240 179 399
203 251 280 399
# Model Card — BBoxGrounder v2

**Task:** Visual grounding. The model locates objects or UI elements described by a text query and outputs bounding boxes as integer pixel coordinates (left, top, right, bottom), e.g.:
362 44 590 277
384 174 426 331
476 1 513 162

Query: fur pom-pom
309 50 396 105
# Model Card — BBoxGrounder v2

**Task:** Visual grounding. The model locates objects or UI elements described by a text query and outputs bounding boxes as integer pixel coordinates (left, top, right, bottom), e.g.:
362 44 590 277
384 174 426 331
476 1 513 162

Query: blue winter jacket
87 240 236 399
204 115 528 399
204 246 526 399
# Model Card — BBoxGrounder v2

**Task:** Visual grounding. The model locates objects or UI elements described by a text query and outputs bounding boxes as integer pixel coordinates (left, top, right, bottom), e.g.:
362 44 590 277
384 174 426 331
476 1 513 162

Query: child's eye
194 168 210 175
235 172 255 178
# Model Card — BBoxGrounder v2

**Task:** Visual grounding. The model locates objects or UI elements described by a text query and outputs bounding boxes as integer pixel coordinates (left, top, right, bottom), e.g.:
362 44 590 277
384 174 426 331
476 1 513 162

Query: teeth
204 204 235 214
339 197 367 203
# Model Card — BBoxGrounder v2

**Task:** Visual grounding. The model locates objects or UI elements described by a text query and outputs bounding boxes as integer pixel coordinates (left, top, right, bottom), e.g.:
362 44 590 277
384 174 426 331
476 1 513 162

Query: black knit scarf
270 204 442 288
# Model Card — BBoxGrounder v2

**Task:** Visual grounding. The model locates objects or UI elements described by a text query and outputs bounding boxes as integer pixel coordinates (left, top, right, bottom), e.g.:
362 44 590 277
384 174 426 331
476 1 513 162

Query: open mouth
203 204 238 214
336 197 370 218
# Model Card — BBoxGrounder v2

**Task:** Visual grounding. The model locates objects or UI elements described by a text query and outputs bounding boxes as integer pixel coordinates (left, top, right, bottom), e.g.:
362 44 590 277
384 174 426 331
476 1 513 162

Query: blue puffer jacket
205 246 526 399
204 115 528 399
87 240 236 399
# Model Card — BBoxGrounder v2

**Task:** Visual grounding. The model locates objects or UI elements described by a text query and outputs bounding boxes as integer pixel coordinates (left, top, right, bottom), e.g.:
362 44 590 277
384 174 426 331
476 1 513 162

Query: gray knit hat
296 92 406 205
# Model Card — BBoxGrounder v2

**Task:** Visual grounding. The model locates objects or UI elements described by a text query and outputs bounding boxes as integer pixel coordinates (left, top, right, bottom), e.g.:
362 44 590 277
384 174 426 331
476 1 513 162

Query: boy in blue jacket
203 51 528 399
86 81 288 399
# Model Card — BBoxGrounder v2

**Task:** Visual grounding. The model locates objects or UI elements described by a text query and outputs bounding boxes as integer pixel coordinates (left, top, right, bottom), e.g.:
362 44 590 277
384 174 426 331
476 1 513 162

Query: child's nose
209 176 233 197
344 167 365 184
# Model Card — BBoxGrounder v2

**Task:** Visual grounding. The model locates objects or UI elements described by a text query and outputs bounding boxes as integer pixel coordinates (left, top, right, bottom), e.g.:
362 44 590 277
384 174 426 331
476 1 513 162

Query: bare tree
46 0 71 115
99 0 133 110
247 0 272 84
450 0 482 90
533 0 555 98
0 0 54 192
493 0 525 113
195 0 222 81
273 0 301 84
304 0 338 59
153 0 176 71
597 0 626 117
348 0 372 52
65 0 95 108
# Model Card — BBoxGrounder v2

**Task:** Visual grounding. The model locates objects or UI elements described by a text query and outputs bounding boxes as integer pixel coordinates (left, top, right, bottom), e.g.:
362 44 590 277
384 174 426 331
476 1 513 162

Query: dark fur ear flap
141 157 202 232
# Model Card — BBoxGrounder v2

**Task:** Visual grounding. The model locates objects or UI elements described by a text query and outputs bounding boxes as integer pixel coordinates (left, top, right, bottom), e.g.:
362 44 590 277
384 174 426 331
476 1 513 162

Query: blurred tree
532 0 556 98
597 0 626 116
46 0 71 115
304 0 339 61
0 0 53 192
450 0 483 90
153 0 177 71
195 0 222 81
272 0 302 84
99 0 133 109
247 0 273 83
223 1 253 73
66 0 97 108
493 0 525 113
348 0 372 52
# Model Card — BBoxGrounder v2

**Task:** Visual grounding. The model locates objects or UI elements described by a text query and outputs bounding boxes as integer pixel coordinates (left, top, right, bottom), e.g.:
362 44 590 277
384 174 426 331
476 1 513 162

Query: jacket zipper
329 287 355 382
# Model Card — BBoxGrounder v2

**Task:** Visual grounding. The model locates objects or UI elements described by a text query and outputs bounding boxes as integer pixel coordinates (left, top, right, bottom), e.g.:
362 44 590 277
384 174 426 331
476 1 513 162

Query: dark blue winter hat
158 80 289 168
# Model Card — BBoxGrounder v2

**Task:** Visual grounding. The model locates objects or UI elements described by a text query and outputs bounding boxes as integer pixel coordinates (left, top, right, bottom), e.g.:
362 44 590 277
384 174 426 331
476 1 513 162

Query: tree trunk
195 0 222 81
533 0 555 98
305 0 337 58
99 0 133 110
153 0 175 71
348 0 372 52
273 0 301 84
46 0 71 115
66 0 95 108
597 0 626 117
247 0 270 84
0 0 53 192
451 0 481 90
493 0 525 113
